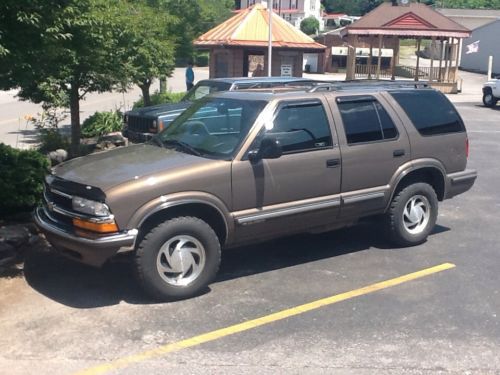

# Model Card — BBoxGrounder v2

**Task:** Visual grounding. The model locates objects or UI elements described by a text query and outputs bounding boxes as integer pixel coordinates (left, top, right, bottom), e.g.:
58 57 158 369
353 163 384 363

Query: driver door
231 99 342 242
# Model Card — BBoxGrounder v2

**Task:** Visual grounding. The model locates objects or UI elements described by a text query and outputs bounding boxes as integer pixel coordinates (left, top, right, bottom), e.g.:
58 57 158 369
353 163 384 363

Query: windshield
182 81 232 101
156 97 267 159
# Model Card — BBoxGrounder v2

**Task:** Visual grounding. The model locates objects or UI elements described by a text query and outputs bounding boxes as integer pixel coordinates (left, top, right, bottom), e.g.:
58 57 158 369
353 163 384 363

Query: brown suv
35 84 477 300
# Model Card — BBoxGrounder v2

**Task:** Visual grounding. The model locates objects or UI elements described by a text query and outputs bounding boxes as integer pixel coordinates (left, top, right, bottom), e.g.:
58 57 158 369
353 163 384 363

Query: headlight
72 197 111 217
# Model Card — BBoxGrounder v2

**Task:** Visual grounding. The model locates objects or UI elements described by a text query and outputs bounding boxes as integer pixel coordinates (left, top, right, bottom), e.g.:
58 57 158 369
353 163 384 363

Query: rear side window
390 90 465 136
337 96 398 145
266 101 332 154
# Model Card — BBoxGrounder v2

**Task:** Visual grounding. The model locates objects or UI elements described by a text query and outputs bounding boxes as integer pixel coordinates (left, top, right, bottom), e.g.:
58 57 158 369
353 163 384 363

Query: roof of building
466 17 500 32
343 2 471 38
437 8 500 18
194 4 326 51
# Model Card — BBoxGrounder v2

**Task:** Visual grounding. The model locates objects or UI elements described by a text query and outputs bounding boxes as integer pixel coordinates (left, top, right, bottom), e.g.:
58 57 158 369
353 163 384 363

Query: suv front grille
127 116 155 133
43 183 74 226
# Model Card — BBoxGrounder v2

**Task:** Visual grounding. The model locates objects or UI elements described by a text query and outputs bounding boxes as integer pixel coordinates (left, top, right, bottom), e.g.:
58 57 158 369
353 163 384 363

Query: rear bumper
34 207 137 267
445 169 477 199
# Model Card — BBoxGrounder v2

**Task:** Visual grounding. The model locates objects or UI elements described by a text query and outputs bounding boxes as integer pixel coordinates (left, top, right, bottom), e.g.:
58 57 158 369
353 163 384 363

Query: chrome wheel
402 195 431 235
156 235 206 286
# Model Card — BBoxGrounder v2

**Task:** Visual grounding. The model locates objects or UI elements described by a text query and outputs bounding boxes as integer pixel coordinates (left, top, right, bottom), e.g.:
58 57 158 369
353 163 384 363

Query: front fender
126 191 234 242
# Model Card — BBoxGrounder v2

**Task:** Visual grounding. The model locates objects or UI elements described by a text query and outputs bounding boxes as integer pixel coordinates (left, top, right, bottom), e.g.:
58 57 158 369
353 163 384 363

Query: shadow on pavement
23 222 449 309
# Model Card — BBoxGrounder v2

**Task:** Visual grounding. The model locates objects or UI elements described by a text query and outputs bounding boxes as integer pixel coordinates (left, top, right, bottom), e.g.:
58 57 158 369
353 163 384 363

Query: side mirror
248 136 283 162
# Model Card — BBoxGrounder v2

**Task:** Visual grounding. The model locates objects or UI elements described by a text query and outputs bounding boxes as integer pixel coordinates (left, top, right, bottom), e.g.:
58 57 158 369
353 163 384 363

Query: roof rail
308 80 429 93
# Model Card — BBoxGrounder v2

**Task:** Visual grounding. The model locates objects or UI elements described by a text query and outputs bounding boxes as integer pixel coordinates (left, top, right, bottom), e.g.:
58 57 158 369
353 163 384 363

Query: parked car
123 77 320 142
35 83 477 300
482 78 500 107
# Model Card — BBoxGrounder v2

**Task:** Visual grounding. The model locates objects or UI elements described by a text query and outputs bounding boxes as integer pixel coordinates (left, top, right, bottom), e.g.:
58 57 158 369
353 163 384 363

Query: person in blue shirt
186 62 195 91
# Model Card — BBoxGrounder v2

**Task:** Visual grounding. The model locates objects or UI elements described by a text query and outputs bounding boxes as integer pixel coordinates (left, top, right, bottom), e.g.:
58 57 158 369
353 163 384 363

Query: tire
385 183 438 247
483 92 498 107
135 216 221 301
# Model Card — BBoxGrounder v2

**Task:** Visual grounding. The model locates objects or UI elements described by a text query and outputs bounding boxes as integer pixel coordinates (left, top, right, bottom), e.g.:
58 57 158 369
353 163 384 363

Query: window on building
265 101 333 154
337 96 398 145
390 90 465 136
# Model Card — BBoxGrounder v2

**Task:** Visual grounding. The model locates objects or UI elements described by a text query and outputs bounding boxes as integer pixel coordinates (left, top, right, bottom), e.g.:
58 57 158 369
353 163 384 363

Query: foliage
161 0 234 61
81 111 123 138
117 1 177 107
133 91 185 109
0 0 177 152
29 104 70 153
0 143 49 218
195 52 209 67
300 16 320 35
320 0 500 14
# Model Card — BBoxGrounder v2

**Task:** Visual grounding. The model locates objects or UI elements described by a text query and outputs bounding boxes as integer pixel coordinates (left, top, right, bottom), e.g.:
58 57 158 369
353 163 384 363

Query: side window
266 101 332 154
390 90 465 136
337 96 398 145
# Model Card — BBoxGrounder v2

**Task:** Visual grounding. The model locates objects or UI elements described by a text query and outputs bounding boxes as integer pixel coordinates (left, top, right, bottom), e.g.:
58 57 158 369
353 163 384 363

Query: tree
118 2 177 106
161 0 234 61
300 16 320 35
0 0 177 151
0 0 129 153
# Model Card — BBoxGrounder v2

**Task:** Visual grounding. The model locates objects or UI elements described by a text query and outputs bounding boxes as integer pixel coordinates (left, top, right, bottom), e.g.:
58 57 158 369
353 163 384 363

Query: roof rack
307 80 429 93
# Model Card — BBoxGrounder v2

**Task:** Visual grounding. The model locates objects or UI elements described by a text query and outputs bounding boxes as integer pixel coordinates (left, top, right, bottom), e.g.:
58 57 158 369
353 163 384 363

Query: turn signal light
73 218 119 233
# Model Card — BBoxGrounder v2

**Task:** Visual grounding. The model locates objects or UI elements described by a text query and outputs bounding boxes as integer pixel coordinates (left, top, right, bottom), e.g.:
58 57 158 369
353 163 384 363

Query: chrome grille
127 116 155 133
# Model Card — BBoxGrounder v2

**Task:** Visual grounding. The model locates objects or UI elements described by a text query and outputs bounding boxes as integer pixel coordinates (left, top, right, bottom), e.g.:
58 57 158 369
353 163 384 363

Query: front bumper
122 128 155 143
445 169 477 199
34 207 137 267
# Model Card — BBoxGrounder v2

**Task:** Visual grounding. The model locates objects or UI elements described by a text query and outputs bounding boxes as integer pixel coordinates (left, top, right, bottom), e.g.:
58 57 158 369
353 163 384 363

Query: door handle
393 149 405 157
326 158 340 168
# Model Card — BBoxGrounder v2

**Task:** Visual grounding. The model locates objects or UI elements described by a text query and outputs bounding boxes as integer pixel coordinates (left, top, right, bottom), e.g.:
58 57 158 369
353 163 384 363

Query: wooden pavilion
341 2 471 92
194 4 326 78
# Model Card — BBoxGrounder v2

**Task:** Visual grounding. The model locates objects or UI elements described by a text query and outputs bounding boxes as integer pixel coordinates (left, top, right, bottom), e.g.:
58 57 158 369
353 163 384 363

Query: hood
126 101 191 118
53 144 211 191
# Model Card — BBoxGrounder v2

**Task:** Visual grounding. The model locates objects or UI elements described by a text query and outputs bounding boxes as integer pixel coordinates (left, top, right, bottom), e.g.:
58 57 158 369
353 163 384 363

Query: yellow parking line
74 262 456 375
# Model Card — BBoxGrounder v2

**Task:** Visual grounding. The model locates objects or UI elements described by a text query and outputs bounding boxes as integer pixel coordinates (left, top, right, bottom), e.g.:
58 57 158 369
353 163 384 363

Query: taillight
466 137 469 159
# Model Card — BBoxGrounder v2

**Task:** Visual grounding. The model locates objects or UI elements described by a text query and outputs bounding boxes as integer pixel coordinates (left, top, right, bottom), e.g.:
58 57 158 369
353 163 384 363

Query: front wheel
483 92 498 107
385 183 438 247
135 216 221 301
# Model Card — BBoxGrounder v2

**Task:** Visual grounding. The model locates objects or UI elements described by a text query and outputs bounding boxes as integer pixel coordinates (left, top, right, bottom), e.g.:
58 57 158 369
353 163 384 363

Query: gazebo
341 2 471 92
194 4 326 78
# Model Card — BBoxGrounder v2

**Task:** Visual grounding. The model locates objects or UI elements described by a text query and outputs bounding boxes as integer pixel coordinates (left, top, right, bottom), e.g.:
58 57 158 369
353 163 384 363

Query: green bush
195 53 209 67
0 143 49 218
81 111 123 138
133 91 185 109
38 128 70 154
300 16 320 35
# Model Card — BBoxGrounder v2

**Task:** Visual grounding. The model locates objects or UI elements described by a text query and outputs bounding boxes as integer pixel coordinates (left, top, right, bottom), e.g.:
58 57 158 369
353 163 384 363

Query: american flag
466 40 480 54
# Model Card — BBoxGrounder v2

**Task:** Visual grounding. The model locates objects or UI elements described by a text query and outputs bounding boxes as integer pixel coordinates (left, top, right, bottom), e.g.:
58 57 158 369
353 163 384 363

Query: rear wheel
135 216 221 301
483 92 498 107
385 183 438 247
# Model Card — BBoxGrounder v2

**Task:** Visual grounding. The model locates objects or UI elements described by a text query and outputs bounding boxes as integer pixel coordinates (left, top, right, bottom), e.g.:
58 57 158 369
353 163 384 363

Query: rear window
390 90 465 136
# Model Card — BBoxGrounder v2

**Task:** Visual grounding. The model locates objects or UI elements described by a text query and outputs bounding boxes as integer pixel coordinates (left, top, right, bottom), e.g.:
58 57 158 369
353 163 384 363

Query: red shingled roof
344 2 470 38
194 4 326 51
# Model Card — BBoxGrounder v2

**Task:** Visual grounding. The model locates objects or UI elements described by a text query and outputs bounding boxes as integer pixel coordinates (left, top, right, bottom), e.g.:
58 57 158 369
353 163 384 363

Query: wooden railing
354 65 392 79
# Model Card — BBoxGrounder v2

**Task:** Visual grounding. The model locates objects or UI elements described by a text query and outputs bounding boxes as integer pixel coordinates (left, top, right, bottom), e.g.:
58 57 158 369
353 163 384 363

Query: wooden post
454 37 460 82
429 36 436 82
444 38 451 82
376 35 382 79
415 38 421 81
346 35 356 80
438 38 444 82
368 36 373 79
391 36 399 81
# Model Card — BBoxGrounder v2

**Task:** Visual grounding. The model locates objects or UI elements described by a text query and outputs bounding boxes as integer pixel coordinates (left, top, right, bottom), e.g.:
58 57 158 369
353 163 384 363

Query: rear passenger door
329 94 411 217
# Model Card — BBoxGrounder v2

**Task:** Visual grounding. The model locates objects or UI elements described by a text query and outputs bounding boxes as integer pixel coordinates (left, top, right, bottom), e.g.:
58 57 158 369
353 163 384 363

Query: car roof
213 81 432 101
199 76 314 84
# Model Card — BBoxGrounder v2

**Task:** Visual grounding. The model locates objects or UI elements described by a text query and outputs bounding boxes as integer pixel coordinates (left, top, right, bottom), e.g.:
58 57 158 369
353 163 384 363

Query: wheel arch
386 162 446 211
129 194 233 247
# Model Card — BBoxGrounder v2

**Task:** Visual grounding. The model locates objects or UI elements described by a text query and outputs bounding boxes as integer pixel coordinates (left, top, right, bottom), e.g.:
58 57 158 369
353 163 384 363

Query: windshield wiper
162 139 202 156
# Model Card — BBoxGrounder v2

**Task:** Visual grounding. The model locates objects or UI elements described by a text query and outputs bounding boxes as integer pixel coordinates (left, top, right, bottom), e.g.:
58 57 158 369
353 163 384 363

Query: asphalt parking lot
1 79 499 374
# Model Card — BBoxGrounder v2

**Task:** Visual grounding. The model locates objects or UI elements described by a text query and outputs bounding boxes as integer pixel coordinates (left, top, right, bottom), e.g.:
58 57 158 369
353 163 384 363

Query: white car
482 78 500 107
